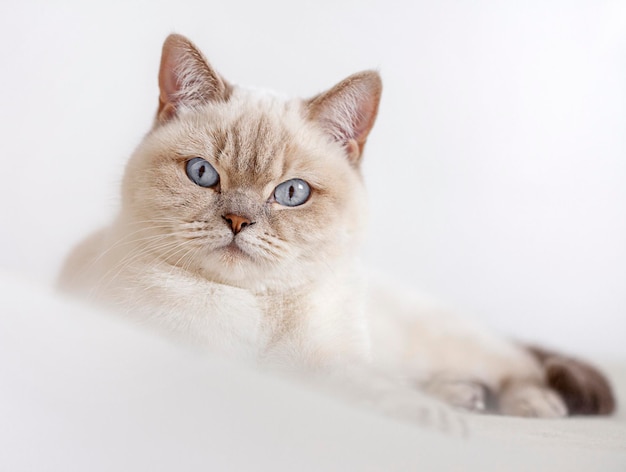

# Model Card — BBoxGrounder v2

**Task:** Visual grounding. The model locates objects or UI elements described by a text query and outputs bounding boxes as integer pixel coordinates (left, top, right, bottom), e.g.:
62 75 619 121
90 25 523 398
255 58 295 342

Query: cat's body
59 34 615 421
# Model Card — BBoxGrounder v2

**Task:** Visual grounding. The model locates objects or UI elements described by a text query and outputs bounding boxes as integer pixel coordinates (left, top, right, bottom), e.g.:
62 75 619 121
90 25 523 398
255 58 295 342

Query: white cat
59 34 614 423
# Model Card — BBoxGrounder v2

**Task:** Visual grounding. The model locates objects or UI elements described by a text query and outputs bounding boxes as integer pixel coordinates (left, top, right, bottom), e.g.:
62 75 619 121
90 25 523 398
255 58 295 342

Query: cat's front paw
423 378 492 413
377 388 469 436
498 382 567 418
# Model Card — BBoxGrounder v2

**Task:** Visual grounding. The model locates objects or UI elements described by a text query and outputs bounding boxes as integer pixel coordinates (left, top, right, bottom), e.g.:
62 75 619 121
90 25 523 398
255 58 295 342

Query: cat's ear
157 34 231 124
306 71 382 164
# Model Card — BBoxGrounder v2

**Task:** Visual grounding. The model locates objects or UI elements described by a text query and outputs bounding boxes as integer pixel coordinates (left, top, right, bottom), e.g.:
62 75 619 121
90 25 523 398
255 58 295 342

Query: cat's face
121 35 381 290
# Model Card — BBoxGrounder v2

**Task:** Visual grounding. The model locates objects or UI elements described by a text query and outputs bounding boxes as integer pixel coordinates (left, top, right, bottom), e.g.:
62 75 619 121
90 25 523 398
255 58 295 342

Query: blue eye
186 158 219 188
273 179 311 207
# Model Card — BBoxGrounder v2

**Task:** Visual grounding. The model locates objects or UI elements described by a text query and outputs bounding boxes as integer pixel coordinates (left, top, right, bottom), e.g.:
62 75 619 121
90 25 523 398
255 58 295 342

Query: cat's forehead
181 90 325 185
216 100 290 174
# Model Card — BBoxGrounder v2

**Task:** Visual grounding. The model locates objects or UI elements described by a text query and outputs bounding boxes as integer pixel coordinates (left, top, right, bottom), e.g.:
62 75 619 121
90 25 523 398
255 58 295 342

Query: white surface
1 1 624 358
1 273 625 471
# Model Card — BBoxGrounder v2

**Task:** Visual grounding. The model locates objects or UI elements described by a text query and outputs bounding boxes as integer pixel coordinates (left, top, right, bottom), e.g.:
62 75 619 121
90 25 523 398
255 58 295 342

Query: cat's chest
254 281 371 368
108 260 369 366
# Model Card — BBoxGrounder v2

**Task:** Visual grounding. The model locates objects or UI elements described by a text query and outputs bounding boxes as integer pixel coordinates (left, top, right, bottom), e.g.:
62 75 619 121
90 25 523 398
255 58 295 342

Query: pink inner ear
309 71 382 162
316 94 371 143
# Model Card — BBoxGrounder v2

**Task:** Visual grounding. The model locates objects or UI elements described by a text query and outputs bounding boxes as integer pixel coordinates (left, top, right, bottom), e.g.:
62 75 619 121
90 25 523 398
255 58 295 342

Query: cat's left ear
306 71 382 164
157 34 231 124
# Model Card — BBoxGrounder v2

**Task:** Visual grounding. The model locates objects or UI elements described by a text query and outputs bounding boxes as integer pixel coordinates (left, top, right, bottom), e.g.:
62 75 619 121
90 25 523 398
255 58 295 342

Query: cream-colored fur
59 34 565 422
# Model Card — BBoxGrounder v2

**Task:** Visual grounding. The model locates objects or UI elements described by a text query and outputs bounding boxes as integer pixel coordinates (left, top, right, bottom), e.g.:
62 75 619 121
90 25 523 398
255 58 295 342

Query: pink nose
222 214 253 235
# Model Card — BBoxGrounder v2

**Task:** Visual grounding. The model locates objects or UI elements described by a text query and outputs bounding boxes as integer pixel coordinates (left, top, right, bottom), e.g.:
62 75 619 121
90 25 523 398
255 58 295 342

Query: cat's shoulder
57 228 108 292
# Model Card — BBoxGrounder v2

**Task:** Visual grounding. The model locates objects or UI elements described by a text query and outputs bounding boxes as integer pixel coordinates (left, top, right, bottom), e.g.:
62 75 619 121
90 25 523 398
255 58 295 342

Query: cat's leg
367 280 616 418
416 346 615 418
524 346 616 416
317 363 471 436
492 347 616 417
419 371 567 417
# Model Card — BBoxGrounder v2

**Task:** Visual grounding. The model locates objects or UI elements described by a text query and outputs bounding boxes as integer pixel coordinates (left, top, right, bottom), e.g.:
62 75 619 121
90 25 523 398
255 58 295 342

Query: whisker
89 237 184 299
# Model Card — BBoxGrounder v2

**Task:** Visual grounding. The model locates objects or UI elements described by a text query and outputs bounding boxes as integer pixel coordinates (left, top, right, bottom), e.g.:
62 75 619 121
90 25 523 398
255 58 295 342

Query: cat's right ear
157 34 231 124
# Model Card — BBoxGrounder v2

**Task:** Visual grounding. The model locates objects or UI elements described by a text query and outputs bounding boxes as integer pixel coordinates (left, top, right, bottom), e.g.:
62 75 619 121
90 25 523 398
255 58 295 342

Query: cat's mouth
220 240 252 260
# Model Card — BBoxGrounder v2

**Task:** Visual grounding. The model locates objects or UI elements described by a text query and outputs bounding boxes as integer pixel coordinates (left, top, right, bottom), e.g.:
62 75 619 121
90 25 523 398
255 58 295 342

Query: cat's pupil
288 185 295 199
198 165 205 178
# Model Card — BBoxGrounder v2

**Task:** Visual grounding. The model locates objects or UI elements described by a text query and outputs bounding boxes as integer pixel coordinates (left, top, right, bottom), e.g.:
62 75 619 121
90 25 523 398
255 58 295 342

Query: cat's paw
377 388 469 436
423 378 492 413
498 382 567 418
312 366 469 436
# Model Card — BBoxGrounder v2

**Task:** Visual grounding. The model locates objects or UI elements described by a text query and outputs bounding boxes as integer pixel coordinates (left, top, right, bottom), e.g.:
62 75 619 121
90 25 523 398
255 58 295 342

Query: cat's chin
220 241 252 260
192 244 272 288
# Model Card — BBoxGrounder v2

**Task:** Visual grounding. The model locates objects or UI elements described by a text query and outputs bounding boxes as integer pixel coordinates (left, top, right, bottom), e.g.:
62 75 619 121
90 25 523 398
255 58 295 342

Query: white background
0 0 624 358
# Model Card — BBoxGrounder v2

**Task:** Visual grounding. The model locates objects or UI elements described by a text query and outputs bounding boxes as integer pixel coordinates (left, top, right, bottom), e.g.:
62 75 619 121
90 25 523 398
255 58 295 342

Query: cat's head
121 34 381 290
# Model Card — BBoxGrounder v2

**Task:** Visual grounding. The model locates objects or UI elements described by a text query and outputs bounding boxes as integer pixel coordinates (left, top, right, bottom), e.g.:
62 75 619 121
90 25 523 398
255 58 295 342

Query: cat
58 33 615 424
